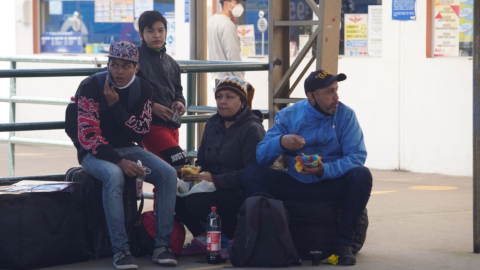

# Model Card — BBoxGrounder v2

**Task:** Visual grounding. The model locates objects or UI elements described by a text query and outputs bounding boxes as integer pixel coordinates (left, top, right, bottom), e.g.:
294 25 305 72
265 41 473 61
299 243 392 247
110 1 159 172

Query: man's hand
103 76 119 107
299 160 324 177
280 134 305 150
153 103 174 121
116 159 145 178
171 101 186 116
181 173 213 183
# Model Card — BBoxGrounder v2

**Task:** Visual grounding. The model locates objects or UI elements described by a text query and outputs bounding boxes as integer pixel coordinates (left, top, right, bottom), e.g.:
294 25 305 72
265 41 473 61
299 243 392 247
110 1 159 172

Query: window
429 0 474 57
38 0 175 54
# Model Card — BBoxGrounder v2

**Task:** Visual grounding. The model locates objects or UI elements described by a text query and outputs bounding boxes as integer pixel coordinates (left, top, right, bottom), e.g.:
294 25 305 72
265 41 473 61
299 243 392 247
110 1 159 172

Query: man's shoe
333 243 356 265
152 246 178 266
113 250 138 269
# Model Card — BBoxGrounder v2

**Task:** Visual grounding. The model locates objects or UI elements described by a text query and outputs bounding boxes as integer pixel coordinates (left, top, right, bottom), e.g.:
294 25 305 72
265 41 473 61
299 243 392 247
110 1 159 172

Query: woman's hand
181 173 213 183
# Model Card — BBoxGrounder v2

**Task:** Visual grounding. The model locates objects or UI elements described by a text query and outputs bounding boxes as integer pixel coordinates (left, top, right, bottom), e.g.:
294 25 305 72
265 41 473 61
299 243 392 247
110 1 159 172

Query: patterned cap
107 41 139 63
214 76 255 108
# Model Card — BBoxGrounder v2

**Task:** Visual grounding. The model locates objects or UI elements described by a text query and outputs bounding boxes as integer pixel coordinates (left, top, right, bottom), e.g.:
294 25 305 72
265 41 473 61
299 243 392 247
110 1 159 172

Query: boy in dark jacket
67 41 178 269
136 10 190 167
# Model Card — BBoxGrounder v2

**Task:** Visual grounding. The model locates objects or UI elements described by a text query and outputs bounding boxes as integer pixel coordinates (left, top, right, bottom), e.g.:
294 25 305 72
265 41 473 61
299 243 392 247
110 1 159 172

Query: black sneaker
113 250 138 269
152 246 178 266
333 243 356 265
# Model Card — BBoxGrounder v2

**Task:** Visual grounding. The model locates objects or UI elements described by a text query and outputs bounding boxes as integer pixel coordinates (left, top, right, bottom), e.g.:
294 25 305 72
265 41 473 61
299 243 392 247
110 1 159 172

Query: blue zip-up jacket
256 99 366 183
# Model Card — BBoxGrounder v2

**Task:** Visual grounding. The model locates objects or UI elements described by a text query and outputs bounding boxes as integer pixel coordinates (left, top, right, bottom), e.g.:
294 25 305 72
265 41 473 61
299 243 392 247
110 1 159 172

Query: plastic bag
176 180 216 197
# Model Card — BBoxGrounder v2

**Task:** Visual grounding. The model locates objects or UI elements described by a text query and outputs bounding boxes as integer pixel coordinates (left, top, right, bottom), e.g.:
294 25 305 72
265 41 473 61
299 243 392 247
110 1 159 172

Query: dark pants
242 164 372 246
175 189 244 239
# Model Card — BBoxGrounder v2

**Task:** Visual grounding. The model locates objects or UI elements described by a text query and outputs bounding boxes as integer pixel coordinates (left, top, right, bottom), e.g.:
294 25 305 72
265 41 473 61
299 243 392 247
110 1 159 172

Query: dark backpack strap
266 198 301 264
242 195 262 263
95 71 109 112
127 76 141 112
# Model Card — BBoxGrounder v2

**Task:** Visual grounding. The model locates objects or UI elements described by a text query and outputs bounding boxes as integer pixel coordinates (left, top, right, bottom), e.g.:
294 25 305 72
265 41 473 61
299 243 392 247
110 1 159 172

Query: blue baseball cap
304 70 347 94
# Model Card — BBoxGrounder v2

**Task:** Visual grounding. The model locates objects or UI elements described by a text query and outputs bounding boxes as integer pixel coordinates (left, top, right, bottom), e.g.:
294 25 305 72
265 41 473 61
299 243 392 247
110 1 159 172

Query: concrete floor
1 145 480 269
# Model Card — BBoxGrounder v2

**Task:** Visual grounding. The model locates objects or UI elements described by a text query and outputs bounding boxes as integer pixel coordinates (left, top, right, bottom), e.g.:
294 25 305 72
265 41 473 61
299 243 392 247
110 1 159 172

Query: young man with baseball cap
242 70 372 265
67 41 178 269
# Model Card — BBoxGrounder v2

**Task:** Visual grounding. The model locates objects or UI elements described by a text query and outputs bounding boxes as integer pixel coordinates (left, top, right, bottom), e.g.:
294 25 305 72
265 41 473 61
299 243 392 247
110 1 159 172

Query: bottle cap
211 206 217 212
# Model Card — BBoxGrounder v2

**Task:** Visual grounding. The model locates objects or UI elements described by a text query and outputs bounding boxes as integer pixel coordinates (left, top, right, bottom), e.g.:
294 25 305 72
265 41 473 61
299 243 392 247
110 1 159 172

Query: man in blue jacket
242 69 372 265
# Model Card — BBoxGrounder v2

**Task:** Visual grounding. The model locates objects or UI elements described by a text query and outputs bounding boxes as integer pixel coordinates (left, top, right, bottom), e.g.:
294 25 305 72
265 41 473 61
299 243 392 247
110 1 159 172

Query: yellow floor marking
15 153 47 157
185 264 231 270
371 190 398 195
409 186 458 191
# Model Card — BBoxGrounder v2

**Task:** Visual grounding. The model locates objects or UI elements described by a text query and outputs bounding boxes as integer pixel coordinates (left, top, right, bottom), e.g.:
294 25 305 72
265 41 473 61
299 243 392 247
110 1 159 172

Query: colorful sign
165 12 176 57
95 0 134 23
40 32 83 54
392 0 416 20
433 0 460 57
185 0 190 23
368 6 382 57
459 0 474 43
344 14 368 57
237 25 256 56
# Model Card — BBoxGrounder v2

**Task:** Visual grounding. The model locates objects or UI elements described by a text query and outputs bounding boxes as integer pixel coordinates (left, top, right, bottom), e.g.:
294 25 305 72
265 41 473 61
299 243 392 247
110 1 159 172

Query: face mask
230 2 244 18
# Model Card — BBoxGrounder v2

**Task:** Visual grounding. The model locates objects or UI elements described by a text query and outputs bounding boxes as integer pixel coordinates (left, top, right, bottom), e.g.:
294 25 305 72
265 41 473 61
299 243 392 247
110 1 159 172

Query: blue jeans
242 164 372 246
81 146 177 254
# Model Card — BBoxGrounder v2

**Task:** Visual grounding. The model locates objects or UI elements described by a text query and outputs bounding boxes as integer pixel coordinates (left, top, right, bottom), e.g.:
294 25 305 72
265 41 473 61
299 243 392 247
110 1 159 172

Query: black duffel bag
284 200 368 260
65 167 138 259
0 187 90 269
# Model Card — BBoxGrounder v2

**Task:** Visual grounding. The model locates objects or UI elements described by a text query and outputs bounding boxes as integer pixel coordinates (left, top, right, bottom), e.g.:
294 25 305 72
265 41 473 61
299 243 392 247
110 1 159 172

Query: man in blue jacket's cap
242 69 372 266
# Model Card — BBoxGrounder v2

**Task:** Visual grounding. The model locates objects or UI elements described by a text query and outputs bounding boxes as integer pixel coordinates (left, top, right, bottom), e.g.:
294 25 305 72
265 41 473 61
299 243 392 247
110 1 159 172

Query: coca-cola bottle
206 206 222 264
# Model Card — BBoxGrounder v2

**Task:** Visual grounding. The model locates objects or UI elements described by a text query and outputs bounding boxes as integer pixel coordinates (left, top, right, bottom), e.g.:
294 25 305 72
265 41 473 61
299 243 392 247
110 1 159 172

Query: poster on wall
134 0 153 18
41 32 83 53
95 0 134 23
165 12 176 57
368 6 382 57
344 14 368 57
433 0 460 57
392 0 416 20
185 0 190 23
459 0 474 44
237 25 256 56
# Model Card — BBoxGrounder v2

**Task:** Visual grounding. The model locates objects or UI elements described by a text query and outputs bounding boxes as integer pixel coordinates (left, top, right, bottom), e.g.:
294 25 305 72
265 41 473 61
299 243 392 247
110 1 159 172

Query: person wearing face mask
242 70 372 266
175 76 265 259
207 0 245 79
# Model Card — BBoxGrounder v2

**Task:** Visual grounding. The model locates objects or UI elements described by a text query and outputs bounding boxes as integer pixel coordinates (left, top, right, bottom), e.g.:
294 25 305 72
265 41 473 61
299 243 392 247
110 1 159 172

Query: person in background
242 70 372 266
207 0 245 79
67 41 178 269
175 76 265 259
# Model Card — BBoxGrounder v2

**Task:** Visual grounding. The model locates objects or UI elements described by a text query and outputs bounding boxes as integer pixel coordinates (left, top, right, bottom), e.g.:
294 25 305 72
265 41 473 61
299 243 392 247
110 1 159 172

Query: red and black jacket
70 73 153 164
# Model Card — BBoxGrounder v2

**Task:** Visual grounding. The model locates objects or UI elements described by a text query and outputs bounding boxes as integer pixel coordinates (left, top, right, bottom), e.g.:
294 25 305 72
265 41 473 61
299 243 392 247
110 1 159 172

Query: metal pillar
189 0 208 151
473 1 480 253
268 0 341 127
8 61 16 176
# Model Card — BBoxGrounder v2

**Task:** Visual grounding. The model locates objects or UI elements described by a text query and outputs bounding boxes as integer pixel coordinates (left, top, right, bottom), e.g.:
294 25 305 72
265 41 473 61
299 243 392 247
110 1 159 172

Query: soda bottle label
206 231 221 252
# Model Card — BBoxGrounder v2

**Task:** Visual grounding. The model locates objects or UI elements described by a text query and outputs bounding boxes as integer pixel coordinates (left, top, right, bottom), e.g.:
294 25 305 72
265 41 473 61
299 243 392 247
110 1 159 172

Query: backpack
228 193 302 267
65 71 141 140
130 196 186 257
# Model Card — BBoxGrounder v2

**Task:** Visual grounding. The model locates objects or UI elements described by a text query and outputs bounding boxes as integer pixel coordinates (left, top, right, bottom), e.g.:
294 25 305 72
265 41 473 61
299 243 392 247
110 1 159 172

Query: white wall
1 0 474 177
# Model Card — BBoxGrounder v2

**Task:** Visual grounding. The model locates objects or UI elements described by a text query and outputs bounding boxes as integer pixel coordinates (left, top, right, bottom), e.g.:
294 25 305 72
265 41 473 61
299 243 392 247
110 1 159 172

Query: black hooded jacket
195 107 265 197
137 44 186 128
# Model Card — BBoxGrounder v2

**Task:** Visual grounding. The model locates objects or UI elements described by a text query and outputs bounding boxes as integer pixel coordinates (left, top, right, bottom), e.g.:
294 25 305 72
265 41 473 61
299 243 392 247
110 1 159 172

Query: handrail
0 58 270 176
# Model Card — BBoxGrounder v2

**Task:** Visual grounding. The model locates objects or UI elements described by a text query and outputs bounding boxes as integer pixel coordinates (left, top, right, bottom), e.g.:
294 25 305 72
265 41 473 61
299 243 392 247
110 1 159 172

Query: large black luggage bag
284 200 368 260
0 187 90 269
65 167 138 259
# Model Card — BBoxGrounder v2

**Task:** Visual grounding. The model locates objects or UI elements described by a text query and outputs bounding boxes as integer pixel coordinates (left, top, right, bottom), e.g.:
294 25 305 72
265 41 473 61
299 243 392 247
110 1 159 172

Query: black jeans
175 189 244 240
242 164 372 246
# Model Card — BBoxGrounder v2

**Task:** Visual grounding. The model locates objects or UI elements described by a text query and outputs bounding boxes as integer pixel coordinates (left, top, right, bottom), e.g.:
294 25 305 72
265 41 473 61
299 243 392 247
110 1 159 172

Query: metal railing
0 56 269 177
